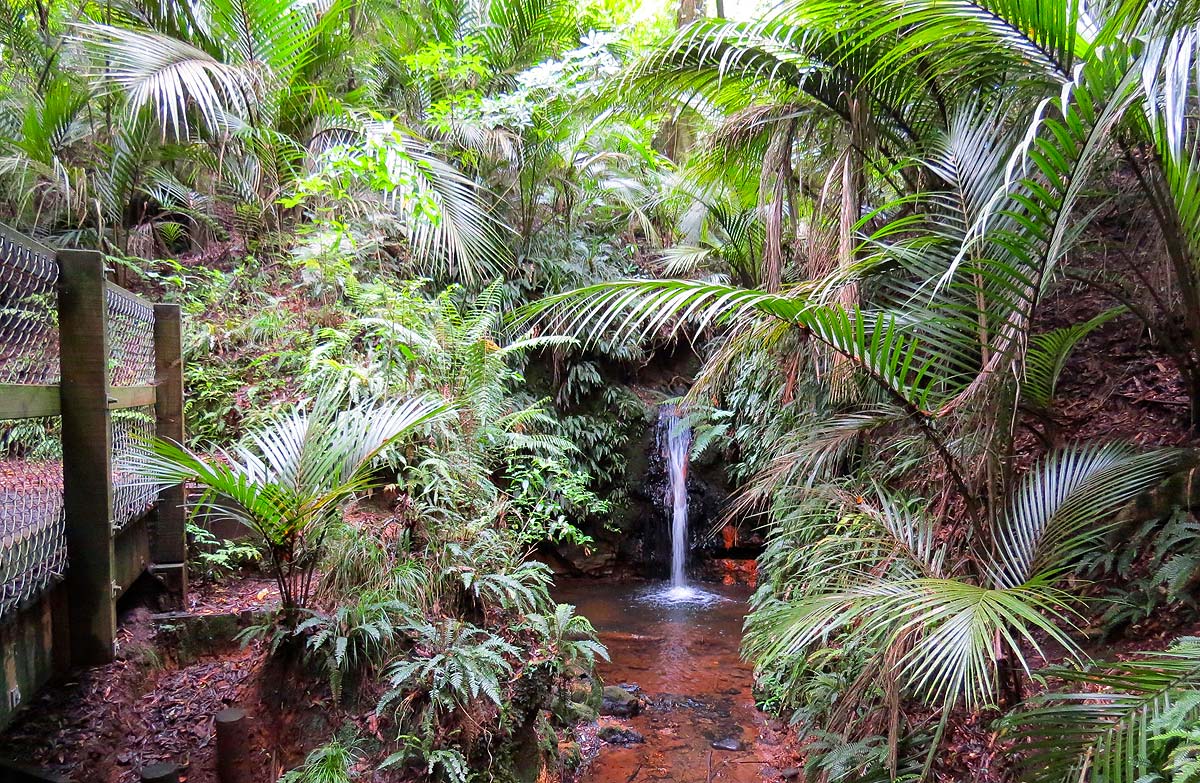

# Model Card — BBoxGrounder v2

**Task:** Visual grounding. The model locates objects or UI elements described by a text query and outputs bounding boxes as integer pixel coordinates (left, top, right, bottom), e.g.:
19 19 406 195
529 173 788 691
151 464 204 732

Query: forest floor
0 576 283 782
1035 277 1195 448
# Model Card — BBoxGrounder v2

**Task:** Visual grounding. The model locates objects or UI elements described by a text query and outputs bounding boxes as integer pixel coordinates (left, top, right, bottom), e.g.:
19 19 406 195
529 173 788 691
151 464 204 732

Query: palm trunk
656 0 705 162
1125 141 1200 430
830 97 865 399
760 118 796 292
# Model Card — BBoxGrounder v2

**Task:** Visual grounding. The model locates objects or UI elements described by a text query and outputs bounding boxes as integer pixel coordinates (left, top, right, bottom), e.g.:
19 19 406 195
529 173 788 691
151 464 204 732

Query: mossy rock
493 713 557 783
565 699 598 723
600 685 641 717
598 724 644 745
566 671 603 709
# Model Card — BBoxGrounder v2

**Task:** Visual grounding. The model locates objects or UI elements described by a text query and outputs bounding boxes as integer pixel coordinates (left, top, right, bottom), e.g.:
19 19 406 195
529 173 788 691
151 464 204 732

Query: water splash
659 404 691 589
645 405 725 607
640 583 728 606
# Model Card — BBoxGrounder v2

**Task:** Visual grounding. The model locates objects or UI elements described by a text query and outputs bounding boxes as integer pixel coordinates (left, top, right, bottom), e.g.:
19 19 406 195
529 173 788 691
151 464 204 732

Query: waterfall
659 405 691 589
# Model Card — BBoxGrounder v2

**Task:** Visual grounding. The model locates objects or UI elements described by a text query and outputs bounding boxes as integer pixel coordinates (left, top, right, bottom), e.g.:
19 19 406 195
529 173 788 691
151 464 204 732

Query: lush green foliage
1005 639 1200 783
8 0 1200 778
128 389 451 612
517 0 1200 778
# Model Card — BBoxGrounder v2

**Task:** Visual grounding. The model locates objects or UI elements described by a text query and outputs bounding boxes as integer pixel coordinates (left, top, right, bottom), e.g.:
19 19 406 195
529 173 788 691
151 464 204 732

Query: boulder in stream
598 725 645 745
600 685 642 717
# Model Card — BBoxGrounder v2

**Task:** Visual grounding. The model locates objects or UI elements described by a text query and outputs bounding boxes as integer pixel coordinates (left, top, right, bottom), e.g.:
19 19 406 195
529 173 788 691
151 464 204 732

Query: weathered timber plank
108 385 156 409
58 248 117 665
152 304 186 602
0 385 59 418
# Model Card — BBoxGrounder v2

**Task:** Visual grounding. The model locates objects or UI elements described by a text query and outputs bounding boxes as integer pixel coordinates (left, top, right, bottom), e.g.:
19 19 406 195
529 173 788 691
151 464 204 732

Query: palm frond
988 443 1179 589
1024 306 1126 409
1004 639 1200 783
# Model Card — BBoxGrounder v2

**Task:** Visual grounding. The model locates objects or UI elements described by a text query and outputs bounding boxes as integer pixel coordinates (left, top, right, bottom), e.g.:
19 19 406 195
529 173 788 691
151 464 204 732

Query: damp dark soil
556 580 798 783
0 577 288 783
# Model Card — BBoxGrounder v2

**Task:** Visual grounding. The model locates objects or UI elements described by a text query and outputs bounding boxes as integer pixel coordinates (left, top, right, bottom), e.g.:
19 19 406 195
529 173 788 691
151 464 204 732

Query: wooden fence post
57 249 116 665
152 304 187 603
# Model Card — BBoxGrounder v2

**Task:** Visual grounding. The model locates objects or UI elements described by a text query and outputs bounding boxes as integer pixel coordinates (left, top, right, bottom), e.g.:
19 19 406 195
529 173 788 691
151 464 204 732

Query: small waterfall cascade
659 405 691 589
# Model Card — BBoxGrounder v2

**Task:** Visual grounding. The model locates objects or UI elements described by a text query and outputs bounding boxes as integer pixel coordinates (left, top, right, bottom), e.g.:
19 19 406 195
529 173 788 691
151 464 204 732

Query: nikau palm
127 390 451 613
749 445 1176 770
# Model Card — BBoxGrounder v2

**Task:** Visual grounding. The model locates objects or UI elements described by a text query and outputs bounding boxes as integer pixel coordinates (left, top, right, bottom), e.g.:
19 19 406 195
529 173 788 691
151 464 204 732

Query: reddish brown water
556 580 791 783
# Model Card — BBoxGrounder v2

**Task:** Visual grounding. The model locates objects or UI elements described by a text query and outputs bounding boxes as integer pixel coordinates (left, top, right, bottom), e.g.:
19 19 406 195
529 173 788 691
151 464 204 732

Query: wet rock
658 694 706 710
601 685 642 717
599 725 645 745
781 768 801 780
711 737 744 752
565 700 598 723
549 541 620 576
566 672 602 709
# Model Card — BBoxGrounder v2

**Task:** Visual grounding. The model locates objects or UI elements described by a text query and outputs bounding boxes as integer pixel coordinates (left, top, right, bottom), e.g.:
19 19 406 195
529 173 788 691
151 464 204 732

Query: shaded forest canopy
5 0 1200 780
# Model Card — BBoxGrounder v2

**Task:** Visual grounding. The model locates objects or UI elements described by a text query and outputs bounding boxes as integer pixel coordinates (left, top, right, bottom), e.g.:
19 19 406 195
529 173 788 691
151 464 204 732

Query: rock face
600 685 642 718
635 415 731 580
532 342 737 578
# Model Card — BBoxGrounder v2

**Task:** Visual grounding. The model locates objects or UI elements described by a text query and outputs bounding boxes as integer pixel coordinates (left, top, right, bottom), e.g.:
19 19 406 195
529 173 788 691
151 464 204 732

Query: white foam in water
640 583 728 607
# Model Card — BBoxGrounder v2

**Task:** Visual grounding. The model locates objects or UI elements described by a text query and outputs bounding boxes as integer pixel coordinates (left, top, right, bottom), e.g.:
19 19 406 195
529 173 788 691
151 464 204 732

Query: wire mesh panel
106 283 158 532
0 225 66 618
111 406 159 531
0 225 59 385
0 419 66 617
106 284 155 387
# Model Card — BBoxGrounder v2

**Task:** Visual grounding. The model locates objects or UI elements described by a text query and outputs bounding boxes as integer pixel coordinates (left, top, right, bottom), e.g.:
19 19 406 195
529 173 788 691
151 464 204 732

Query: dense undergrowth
8 0 1200 780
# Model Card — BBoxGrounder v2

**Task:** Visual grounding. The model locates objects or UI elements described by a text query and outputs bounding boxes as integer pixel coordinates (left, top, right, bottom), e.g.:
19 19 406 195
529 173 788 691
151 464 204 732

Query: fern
295 594 417 703
523 602 610 671
1005 638 1200 783
1087 509 1200 632
379 620 518 716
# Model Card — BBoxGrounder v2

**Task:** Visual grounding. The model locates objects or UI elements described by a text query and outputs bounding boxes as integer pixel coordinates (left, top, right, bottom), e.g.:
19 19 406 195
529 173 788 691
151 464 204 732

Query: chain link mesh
0 225 59 385
0 425 66 617
106 285 156 387
0 226 66 617
107 283 157 532
112 405 159 532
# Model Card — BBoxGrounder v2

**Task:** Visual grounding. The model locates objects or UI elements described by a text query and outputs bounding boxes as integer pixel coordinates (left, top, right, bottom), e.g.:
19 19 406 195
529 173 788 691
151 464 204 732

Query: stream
556 580 791 783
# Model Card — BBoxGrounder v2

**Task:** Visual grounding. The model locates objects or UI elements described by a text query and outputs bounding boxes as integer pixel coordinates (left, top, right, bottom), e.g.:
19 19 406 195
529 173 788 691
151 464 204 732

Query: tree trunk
656 0 706 162
677 0 705 25
760 118 796 292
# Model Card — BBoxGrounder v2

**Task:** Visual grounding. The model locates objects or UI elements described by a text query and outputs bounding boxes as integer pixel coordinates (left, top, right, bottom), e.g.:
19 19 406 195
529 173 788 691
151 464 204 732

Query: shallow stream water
555 580 789 783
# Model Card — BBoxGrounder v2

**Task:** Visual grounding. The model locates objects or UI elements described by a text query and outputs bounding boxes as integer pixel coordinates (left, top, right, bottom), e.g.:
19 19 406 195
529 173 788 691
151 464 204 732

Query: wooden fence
0 224 186 728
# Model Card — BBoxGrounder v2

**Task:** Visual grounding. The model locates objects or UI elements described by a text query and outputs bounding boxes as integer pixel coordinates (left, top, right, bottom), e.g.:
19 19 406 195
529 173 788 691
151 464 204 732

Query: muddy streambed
555 580 793 783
